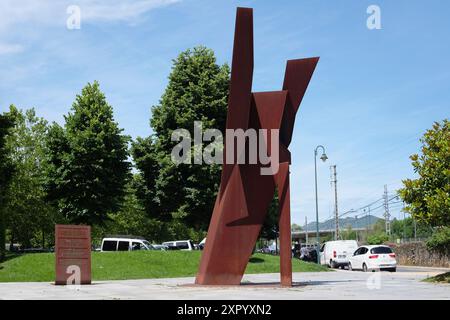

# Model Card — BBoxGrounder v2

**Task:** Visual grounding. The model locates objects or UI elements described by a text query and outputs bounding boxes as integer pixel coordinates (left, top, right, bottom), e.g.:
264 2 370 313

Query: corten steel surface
195 7 318 286
55 224 91 285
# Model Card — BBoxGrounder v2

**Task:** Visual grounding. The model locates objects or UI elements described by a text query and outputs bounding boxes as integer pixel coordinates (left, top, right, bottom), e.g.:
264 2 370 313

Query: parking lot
0 266 448 300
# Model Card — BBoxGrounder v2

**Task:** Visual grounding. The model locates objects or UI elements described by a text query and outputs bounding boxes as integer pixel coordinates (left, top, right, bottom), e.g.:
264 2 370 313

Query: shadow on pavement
248 257 265 263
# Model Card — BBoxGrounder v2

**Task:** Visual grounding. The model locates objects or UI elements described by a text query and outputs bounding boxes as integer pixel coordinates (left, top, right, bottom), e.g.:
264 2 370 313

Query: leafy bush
426 227 450 257
367 233 389 245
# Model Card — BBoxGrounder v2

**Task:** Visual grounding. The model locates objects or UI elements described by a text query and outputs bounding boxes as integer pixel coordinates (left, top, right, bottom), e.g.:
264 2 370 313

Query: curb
398 265 450 271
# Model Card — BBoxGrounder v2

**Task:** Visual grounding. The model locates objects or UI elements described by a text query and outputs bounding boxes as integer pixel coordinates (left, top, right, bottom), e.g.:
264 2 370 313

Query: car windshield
142 241 153 249
176 242 189 249
370 246 393 254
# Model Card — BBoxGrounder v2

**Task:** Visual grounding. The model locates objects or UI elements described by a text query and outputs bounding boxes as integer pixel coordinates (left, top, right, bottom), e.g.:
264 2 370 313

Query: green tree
260 191 280 241
4 106 61 248
367 233 389 245
132 46 230 231
321 234 333 243
399 120 450 226
365 219 389 244
341 225 357 240
46 81 130 226
104 175 168 242
426 226 450 256
390 218 410 239
0 112 15 260
399 119 450 254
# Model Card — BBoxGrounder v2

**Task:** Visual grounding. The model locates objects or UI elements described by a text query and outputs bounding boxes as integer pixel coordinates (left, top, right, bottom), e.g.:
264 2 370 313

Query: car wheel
389 268 397 272
330 260 336 269
348 262 352 271
362 263 368 272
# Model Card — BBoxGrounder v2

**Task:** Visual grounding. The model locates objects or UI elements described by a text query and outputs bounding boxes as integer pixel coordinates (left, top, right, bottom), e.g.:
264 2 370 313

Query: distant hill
303 215 382 232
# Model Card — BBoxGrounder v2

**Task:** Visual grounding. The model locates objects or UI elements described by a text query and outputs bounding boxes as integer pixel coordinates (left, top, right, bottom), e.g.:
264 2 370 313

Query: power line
319 182 407 225
336 193 402 220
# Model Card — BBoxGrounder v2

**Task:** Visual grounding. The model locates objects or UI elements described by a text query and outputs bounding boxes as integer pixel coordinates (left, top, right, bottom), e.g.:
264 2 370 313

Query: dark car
299 247 318 263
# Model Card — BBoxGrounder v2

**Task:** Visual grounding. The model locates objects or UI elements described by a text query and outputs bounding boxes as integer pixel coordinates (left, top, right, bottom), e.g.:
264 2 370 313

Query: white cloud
0 43 24 55
81 0 181 22
0 0 180 33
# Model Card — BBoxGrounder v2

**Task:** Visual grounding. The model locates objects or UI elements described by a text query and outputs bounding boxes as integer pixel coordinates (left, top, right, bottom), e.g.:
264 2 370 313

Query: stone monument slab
55 224 91 285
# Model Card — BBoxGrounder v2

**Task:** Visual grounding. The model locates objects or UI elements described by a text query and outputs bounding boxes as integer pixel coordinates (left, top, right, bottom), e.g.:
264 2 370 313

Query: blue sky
1 0 449 227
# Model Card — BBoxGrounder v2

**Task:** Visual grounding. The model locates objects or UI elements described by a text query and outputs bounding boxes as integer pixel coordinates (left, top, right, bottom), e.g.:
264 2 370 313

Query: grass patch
0 251 329 282
423 272 450 284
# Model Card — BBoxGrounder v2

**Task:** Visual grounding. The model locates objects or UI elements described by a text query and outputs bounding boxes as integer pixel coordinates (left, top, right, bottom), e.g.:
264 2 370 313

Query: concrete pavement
0 266 448 300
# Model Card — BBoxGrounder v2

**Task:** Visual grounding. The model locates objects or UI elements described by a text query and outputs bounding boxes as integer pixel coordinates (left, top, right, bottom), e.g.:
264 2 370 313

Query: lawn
423 272 450 284
0 251 329 282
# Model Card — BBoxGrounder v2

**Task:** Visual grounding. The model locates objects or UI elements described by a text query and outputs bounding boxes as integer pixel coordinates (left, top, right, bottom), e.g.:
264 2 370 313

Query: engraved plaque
55 224 91 285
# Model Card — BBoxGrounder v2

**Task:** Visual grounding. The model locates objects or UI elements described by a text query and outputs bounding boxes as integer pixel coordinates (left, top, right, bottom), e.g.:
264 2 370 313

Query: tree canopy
132 46 230 231
0 111 15 260
46 81 131 226
3 106 61 248
399 119 450 227
399 119 450 255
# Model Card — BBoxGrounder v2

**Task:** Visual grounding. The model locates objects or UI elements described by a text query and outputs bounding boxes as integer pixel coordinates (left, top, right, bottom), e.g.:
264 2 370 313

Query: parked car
319 240 358 268
152 244 169 251
198 238 206 250
258 246 272 254
5 243 20 252
162 240 195 251
101 237 154 252
299 246 318 263
348 245 397 272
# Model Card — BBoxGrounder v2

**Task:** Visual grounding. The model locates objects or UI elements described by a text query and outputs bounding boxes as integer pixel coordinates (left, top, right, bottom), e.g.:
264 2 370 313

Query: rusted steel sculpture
195 7 318 286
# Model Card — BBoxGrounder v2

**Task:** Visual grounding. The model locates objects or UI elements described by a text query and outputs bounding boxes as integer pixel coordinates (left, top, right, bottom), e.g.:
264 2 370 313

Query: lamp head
320 153 328 162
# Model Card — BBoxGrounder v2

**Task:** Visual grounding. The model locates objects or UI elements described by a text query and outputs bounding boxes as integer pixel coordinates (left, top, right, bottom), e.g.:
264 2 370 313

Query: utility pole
330 165 339 240
383 185 391 236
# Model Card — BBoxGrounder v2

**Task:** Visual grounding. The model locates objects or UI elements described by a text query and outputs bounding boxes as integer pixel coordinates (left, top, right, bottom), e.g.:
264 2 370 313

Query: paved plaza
0 266 448 300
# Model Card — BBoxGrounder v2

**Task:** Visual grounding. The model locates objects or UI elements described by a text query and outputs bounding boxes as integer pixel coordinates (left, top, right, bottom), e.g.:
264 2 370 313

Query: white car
101 237 154 252
348 245 397 272
198 238 206 250
152 244 169 251
162 240 195 251
319 240 358 268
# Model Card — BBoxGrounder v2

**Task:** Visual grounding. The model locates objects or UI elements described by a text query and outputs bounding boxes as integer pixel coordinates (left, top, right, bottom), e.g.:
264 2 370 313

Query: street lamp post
314 145 328 264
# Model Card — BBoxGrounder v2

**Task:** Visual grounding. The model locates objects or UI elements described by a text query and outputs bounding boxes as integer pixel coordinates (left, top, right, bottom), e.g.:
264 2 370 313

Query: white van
319 240 358 268
101 237 154 252
162 240 195 251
